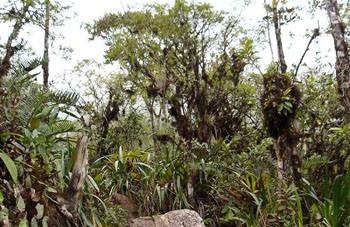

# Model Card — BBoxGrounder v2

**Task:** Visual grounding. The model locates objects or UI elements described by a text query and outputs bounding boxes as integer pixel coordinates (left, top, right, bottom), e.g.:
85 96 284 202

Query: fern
49 90 80 105
1 58 41 100
10 58 42 77
302 156 329 169
39 120 76 137
16 89 80 127
17 90 49 126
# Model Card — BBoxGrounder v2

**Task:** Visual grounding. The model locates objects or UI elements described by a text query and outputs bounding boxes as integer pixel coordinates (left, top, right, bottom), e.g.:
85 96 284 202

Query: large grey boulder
130 209 205 227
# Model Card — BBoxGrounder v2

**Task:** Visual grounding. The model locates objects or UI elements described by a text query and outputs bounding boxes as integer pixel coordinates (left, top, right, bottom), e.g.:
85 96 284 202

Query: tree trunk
264 0 275 62
272 0 287 74
326 0 350 109
274 141 284 200
98 90 119 156
43 0 50 90
0 3 30 79
143 96 159 151
57 135 88 226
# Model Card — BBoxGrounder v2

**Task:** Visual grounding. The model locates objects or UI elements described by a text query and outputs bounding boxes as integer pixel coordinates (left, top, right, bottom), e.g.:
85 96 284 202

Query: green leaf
31 217 39 227
141 152 149 162
66 148 76 174
131 172 138 179
42 216 49 227
47 187 57 193
115 160 120 173
0 206 8 221
0 132 22 139
80 209 94 227
38 147 49 164
87 175 100 192
330 127 342 132
223 209 234 222
94 174 102 182
24 128 31 138
17 196 26 212
37 105 55 119
30 117 40 129
332 175 350 227
119 146 124 163
310 203 320 215
35 203 44 219
284 101 293 108
295 189 303 227
278 205 286 211
283 87 292 96
19 218 28 227
0 191 3 203
0 152 18 184
277 104 283 113
25 175 32 188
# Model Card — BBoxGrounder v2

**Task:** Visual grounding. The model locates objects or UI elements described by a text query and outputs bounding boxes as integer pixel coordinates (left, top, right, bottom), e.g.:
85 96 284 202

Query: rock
130 216 155 227
130 209 204 227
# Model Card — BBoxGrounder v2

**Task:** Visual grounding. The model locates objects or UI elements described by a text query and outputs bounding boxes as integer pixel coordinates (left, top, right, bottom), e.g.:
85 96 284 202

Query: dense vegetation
2 0 350 226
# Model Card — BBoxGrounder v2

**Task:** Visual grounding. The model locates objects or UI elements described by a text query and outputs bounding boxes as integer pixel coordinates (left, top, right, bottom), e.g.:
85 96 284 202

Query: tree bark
98 90 120 156
326 0 350 109
264 0 275 62
0 3 30 79
57 135 88 226
272 0 287 74
43 0 50 90
274 141 284 200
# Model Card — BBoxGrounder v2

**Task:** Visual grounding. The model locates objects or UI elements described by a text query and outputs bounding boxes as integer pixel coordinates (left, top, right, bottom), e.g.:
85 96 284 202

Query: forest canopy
1 0 350 226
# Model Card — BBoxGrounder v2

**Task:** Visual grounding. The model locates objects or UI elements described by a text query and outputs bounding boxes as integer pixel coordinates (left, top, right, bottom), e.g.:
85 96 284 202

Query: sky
0 0 336 87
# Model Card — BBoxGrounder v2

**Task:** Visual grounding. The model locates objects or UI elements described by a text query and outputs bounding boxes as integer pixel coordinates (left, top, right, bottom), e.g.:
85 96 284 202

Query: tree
65 59 146 156
0 0 31 79
88 0 253 145
42 0 50 90
0 0 71 87
262 1 306 197
272 0 287 73
326 0 350 109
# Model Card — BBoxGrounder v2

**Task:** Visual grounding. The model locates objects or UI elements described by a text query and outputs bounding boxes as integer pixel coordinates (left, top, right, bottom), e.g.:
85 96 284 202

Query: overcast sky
0 0 336 86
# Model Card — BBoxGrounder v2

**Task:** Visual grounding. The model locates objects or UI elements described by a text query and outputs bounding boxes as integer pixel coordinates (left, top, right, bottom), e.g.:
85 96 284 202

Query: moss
261 73 302 138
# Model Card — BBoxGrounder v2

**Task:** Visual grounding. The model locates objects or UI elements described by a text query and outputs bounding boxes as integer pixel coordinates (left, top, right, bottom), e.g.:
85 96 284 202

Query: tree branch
272 0 287 74
294 28 320 79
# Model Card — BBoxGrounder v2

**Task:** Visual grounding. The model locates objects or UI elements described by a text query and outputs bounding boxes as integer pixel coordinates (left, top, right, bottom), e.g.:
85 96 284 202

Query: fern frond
39 120 76 137
16 89 79 127
49 90 80 105
11 58 42 77
17 90 49 126
2 58 41 96
302 156 329 169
